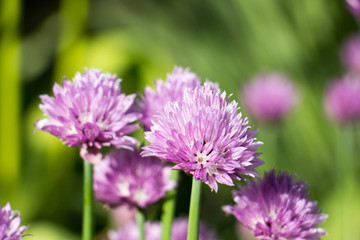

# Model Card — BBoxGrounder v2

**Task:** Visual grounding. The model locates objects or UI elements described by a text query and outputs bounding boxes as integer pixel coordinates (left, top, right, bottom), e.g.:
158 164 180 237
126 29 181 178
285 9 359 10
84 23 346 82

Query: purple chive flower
108 217 218 240
139 66 201 130
324 74 360 123
0 203 27 240
346 0 360 18
93 149 176 208
142 82 263 192
341 34 360 72
35 68 141 164
170 217 218 240
242 73 299 123
108 221 162 240
223 170 328 240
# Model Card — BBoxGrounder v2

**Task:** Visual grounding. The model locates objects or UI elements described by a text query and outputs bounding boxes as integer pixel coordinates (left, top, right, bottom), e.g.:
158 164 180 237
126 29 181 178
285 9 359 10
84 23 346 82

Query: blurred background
0 0 359 239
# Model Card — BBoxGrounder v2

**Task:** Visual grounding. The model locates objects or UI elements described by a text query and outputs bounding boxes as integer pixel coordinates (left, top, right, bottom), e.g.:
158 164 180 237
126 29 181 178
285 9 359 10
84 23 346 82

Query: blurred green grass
0 0 359 239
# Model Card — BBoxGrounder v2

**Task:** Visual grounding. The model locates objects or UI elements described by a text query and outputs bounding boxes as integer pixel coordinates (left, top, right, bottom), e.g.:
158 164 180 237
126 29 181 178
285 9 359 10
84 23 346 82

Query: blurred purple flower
110 205 137 228
223 170 327 240
0 203 27 240
142 82 263 192
324 74 360 123
341 34 360 72
139 66 201 130
346 0 360 18
108 221 162 240
108 217 218 240
35 68 141 164
242 73 299 123
171 217 218 240
93 149 176 209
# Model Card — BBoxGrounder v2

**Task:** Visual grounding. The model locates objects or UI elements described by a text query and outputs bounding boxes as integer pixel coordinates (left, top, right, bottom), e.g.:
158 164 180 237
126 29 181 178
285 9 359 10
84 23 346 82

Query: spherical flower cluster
93 149 176 208
170 217 218 240
346 0 360 18
139 66 201 130
0 203 27 240
223 170 327 240
142 82 263 192
108 217 218 240
35 68 141 164
242 73 299 123
324 74 360 123
341 34 360 72
108 221 162 240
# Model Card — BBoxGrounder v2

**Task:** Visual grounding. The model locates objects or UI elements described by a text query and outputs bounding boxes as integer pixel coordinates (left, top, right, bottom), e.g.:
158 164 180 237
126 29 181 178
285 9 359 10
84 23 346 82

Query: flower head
35 68 141 163
93 149 176 208
341 34 360 72
170 217 218 240
324 74 360 123
139 66 201 130
142 82 263 192
223 170 328 240
108 217 218 240
242 73 299 123
346 0 360 18
108 221 162 240
0 203 27 240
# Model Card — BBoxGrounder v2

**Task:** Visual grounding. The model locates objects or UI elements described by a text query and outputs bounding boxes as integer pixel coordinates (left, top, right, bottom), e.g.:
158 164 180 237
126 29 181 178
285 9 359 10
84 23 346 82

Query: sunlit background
0 0 359 239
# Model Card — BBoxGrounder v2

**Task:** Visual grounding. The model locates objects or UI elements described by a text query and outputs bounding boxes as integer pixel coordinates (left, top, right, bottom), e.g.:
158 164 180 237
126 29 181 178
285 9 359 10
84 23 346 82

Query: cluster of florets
223 171 328 240
35 68 141 163
324 74 360 123
139 66 201 130
0 203 27 240
142 81 264 192
346 0 360 18
108 217 218 240
341 34 360 73
93 149 176 208
242 73 299 123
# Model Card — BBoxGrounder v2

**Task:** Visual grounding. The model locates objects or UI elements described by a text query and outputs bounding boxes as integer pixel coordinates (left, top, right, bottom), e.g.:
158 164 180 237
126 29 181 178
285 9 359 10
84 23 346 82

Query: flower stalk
82 160 93 240
161 170 180 240
187 178 202 240
136 209 146 240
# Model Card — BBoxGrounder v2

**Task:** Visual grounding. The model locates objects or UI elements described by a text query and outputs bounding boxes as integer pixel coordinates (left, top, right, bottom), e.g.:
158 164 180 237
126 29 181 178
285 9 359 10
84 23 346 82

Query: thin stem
337 124 355 183
187 178 202 240
136 208 146 240
262 123 280 170
82 160 93 240
335 123 357 240
161 170 180 240
0 0 21 200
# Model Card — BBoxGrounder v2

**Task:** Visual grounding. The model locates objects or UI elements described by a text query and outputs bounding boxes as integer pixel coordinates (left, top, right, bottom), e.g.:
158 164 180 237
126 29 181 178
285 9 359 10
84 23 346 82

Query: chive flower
139 66 201 130
242 73 299 123
324 74 360 123
0 203 27 240
108 217 218 240
142 82 263 192
346 0 360 18
35 68 141 163
93 149 176 208
341 34 360 72
223 170 328 240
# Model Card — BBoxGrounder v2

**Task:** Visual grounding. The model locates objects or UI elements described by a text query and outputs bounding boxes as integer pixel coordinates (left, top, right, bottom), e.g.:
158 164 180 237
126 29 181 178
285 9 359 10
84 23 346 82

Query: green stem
0 0 21 201
262 123 280 170
161 170 180 240
187 178 202 240
82 160 93 240
136 209 146 240
337 124 356 183
336 124 357 240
